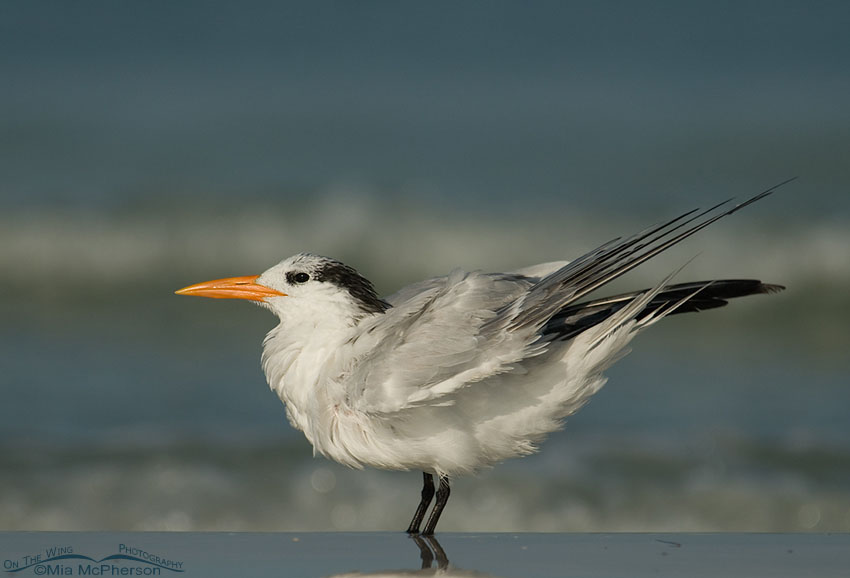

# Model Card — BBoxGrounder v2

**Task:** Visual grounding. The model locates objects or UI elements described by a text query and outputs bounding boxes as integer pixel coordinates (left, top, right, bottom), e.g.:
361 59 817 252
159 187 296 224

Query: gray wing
380 260 567 306
347 180 790 414
347 269 542 414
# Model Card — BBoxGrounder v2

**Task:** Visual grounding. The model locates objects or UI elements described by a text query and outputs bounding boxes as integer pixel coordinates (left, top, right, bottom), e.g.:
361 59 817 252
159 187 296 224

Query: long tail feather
502 178 794 332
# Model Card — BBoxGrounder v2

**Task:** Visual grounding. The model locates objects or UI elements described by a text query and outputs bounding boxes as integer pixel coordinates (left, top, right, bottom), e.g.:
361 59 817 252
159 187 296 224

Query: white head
175 253 389 324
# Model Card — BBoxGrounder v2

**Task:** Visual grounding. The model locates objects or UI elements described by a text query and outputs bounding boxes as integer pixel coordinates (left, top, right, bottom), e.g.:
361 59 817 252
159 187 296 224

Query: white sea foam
2 433 849 532
2 193 847 292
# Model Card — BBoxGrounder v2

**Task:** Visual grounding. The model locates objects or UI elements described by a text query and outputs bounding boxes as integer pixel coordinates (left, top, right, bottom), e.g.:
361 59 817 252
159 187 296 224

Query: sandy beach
3 532 850 578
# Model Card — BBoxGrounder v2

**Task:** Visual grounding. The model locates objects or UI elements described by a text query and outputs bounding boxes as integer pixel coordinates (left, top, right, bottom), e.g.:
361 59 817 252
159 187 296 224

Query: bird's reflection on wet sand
411 535 448 570
325 534 499 577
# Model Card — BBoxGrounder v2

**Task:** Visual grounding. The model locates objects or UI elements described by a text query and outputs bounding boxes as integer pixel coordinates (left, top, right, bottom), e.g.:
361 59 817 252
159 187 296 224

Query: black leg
406 472 435 534
421 475 450 535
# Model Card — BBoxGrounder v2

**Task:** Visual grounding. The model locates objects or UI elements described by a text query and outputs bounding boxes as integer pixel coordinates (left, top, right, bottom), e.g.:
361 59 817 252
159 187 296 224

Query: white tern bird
176 183 787 534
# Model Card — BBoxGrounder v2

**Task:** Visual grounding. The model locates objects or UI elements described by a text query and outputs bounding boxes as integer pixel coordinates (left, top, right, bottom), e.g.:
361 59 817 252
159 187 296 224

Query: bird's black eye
285 271 310 285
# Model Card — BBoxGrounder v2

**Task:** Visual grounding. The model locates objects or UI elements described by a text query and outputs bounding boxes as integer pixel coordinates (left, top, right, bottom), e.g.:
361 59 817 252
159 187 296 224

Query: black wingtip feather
502 179 795 333
546 278 784 341
760 283 786 294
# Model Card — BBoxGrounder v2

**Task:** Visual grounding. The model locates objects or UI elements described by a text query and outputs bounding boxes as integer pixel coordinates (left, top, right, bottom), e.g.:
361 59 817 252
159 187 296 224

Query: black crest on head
314 259 390 315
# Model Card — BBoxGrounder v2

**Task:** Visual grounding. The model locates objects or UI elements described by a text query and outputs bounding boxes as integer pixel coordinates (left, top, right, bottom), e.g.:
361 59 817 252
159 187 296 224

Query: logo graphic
4 544 184 575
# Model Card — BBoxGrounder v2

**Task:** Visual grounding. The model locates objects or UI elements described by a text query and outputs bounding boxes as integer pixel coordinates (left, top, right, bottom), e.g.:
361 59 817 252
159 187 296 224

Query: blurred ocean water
2 1 849 532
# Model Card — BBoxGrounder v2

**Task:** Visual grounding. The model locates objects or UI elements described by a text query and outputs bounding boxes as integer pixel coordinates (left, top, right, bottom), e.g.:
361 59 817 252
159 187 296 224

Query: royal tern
176 184 787 534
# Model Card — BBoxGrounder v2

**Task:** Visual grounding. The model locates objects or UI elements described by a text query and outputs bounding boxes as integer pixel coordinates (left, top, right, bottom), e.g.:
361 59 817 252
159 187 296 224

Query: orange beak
175 275 286 301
